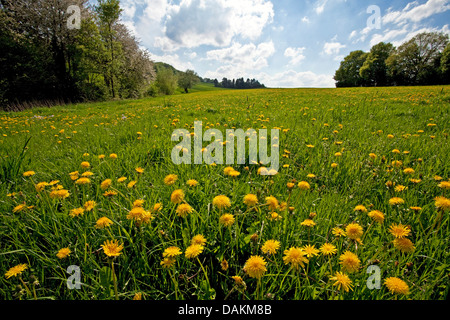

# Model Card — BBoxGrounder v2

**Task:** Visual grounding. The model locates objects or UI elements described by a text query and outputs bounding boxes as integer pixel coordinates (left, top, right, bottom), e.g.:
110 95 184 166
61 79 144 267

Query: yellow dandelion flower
160 258 176 268
98 154 105 160
283 247 309 270
244 255 267 279
232 275 244 286
354 205 367 212
307 173 316 179
23 171 35 177
133 292 142 300
261 240 281 255
5 264 28 279
100 179 112 190
330 272 353 292
403 168 415 174
133 199 145 207
117 176 127 183
389 197 405 206
394 185 407 192
191 234 207 246
83 200 96 212
35 182 49 192
339 251 360 273
345 223 363 240
297 181 310 190
163 246 182 258
229 170 241 177
213 195 231 209
219 213 235 227
409 206 422 211
109 153 118 159
301 219 316 227
127 206 146 221
49 189 70 199
127 180 137 188
69 207 85 218
95 217 113 229
12 204 27 213
302 244 320 258
393 238 415 253
223 166 235 176
434 196 450 211
221 259 229 271
164 174 178 186
437 181 450 190
369 153 377 159
80 161 90 169
384 277 409 295
320 243 337 256
153 203 163 212
102 240 124 257
135 167 144 174
176 203 193 218
287 182 295 190
103 190 117 197
75 177 91 185
81 171 94 177
56 248 71 259
243 194 258 207
265 196 279 211
186 179 198 187
389 223 411 238
368 210 385 224
170 189 185 204
185 244 204 259
331 162 338 168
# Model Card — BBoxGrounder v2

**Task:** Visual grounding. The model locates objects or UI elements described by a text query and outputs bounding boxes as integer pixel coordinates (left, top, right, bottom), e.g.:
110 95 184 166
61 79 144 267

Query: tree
156 67 178 95
334 50 368 87
386 32 449 85
359 42 394 86
440 43 450 83
178 69 199 93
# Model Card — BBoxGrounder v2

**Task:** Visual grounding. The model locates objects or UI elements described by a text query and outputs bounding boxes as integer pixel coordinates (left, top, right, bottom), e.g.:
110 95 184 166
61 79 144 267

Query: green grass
0 86 449 300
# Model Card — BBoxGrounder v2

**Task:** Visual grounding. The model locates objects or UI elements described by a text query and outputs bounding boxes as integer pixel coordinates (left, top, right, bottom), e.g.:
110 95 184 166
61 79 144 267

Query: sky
109 0 450 88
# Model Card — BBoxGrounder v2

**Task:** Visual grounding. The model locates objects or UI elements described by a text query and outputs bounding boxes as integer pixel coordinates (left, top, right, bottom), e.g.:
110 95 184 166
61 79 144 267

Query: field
0 86 449 300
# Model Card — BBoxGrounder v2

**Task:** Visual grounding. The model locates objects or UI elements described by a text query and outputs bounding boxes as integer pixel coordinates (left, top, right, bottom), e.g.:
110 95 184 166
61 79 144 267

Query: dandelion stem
111 259 119 300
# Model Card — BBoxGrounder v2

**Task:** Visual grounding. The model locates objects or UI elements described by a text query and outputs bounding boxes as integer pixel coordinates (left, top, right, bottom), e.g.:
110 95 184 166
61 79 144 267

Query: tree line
0 0 156 110
334 31 450 87
206 78 265 89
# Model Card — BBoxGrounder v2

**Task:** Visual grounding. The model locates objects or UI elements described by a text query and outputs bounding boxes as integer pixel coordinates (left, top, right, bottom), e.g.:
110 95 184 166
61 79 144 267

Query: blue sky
110 0 450 87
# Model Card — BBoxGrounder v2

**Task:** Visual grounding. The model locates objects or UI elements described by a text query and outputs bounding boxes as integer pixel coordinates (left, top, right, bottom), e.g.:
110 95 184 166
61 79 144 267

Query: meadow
0 85 449 300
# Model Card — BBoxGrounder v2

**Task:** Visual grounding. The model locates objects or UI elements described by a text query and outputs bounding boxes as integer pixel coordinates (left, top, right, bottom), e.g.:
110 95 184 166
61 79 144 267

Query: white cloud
257 70 335 88
149 53 194 71
302 16 310 23
383 0 450 25
323 41 346 55
370 24 450 47
284 47 306 65
315 0 328 15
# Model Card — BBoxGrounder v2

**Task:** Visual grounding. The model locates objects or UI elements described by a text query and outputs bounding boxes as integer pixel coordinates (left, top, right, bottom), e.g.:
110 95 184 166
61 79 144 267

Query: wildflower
127 206 146 221
392 149 401 154
403 168 415 174
186 179 198 187
135 167 144 174
98 154 105 160
100 179 112 190
409 179 421 184
56 248 71 259
368 210 385 224
301 219 315 227
191 234 207 246
219 213 235 227
133 293 142 300
229 170 241 177
223 167 235 176
75 177 91 185
434 196 450 211
438 181 450 190
232 275 244 286
69 208 85 217
243 194 258 207
307 173 316 179
265 196 279 211
409 206 422 211
133 199 145 207
302 245 320 258
35 182 48 192
160 258 176 268
213 195 231 210
109 153 118 159
80 161 90 169
393 238 415 253
153 203 162 212
384 277 409 295
331 163 338 168
320 243 337 256
339 251 360 273
221 259 229 271
23 171 35 177
102 240 124 257
81 171 94 177
258 167 269 175
164 174 178 186
127 180 137 188
389 223 411 238
117 177 127 183
5 264 28 279
354 205 367 213
49 189 70 199
261 240 281 255
389 197 405 206
69 171 79 181
176 203 193 218
434 175 443 181
297 181 310 190
163 246 182 258
345 223 363 240
369 153 377 160
330 272 353 292
185 244 204 259
244 255 267 279
394 185 407 192
12 204 27 213
170 189 185 204
103 190 117 197
283 247 308 270
95 217 113 229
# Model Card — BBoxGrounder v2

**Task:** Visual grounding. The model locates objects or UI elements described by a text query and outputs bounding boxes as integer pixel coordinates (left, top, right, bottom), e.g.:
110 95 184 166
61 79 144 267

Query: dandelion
75 177 91 185
345 223 363 240
369 153 377 160
320 243 337 256
409 206 422 211
410 179 421 184
127 180 137 188
437 181 450 190
434 196 450 211
393 238 415 253
213 195 231 210
186 179 198 187
339 251 360 273
384 277 409 295
153 203 163 212
219 213 235 227
133 293 142 300
298 181 310 190
5 264 28 279
56 248 71 259
81 171 94 177
265 196 279 211
117 177 127 183
403 168 415 174
98 154 105 160
354 205 367 213
80 161 90 169
394 185 407 192
223 167 235 176
307 173 316 179
95 217 113 229
170 189 185 204
176 203 193 218
163 246 182 258
12 204 27 213
69 171 79 181
283 247 308 270
103 190 117 197
301 219 316 227
331 163 338 168
261 240 281 255
23 171 35 177
160 258 176 268
35 182 48 192
302 244 320 258
229 170 241 177
332 227 346 237
269 212 282 221
185 244 204 259
243 194 258 207
133 199 145 207
135 167 144 174
102 240 124 257
100 179 112 190
257 167 269 175
221 260 229 271
109 153 118 159
191 234 207 246
368 210 385 224
49 189 70 199
389 197 405 206
164 174 178 186
69 208 85 217
389 223 411 238
127 206 146 221
330 272 353 292
244 255 267 279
